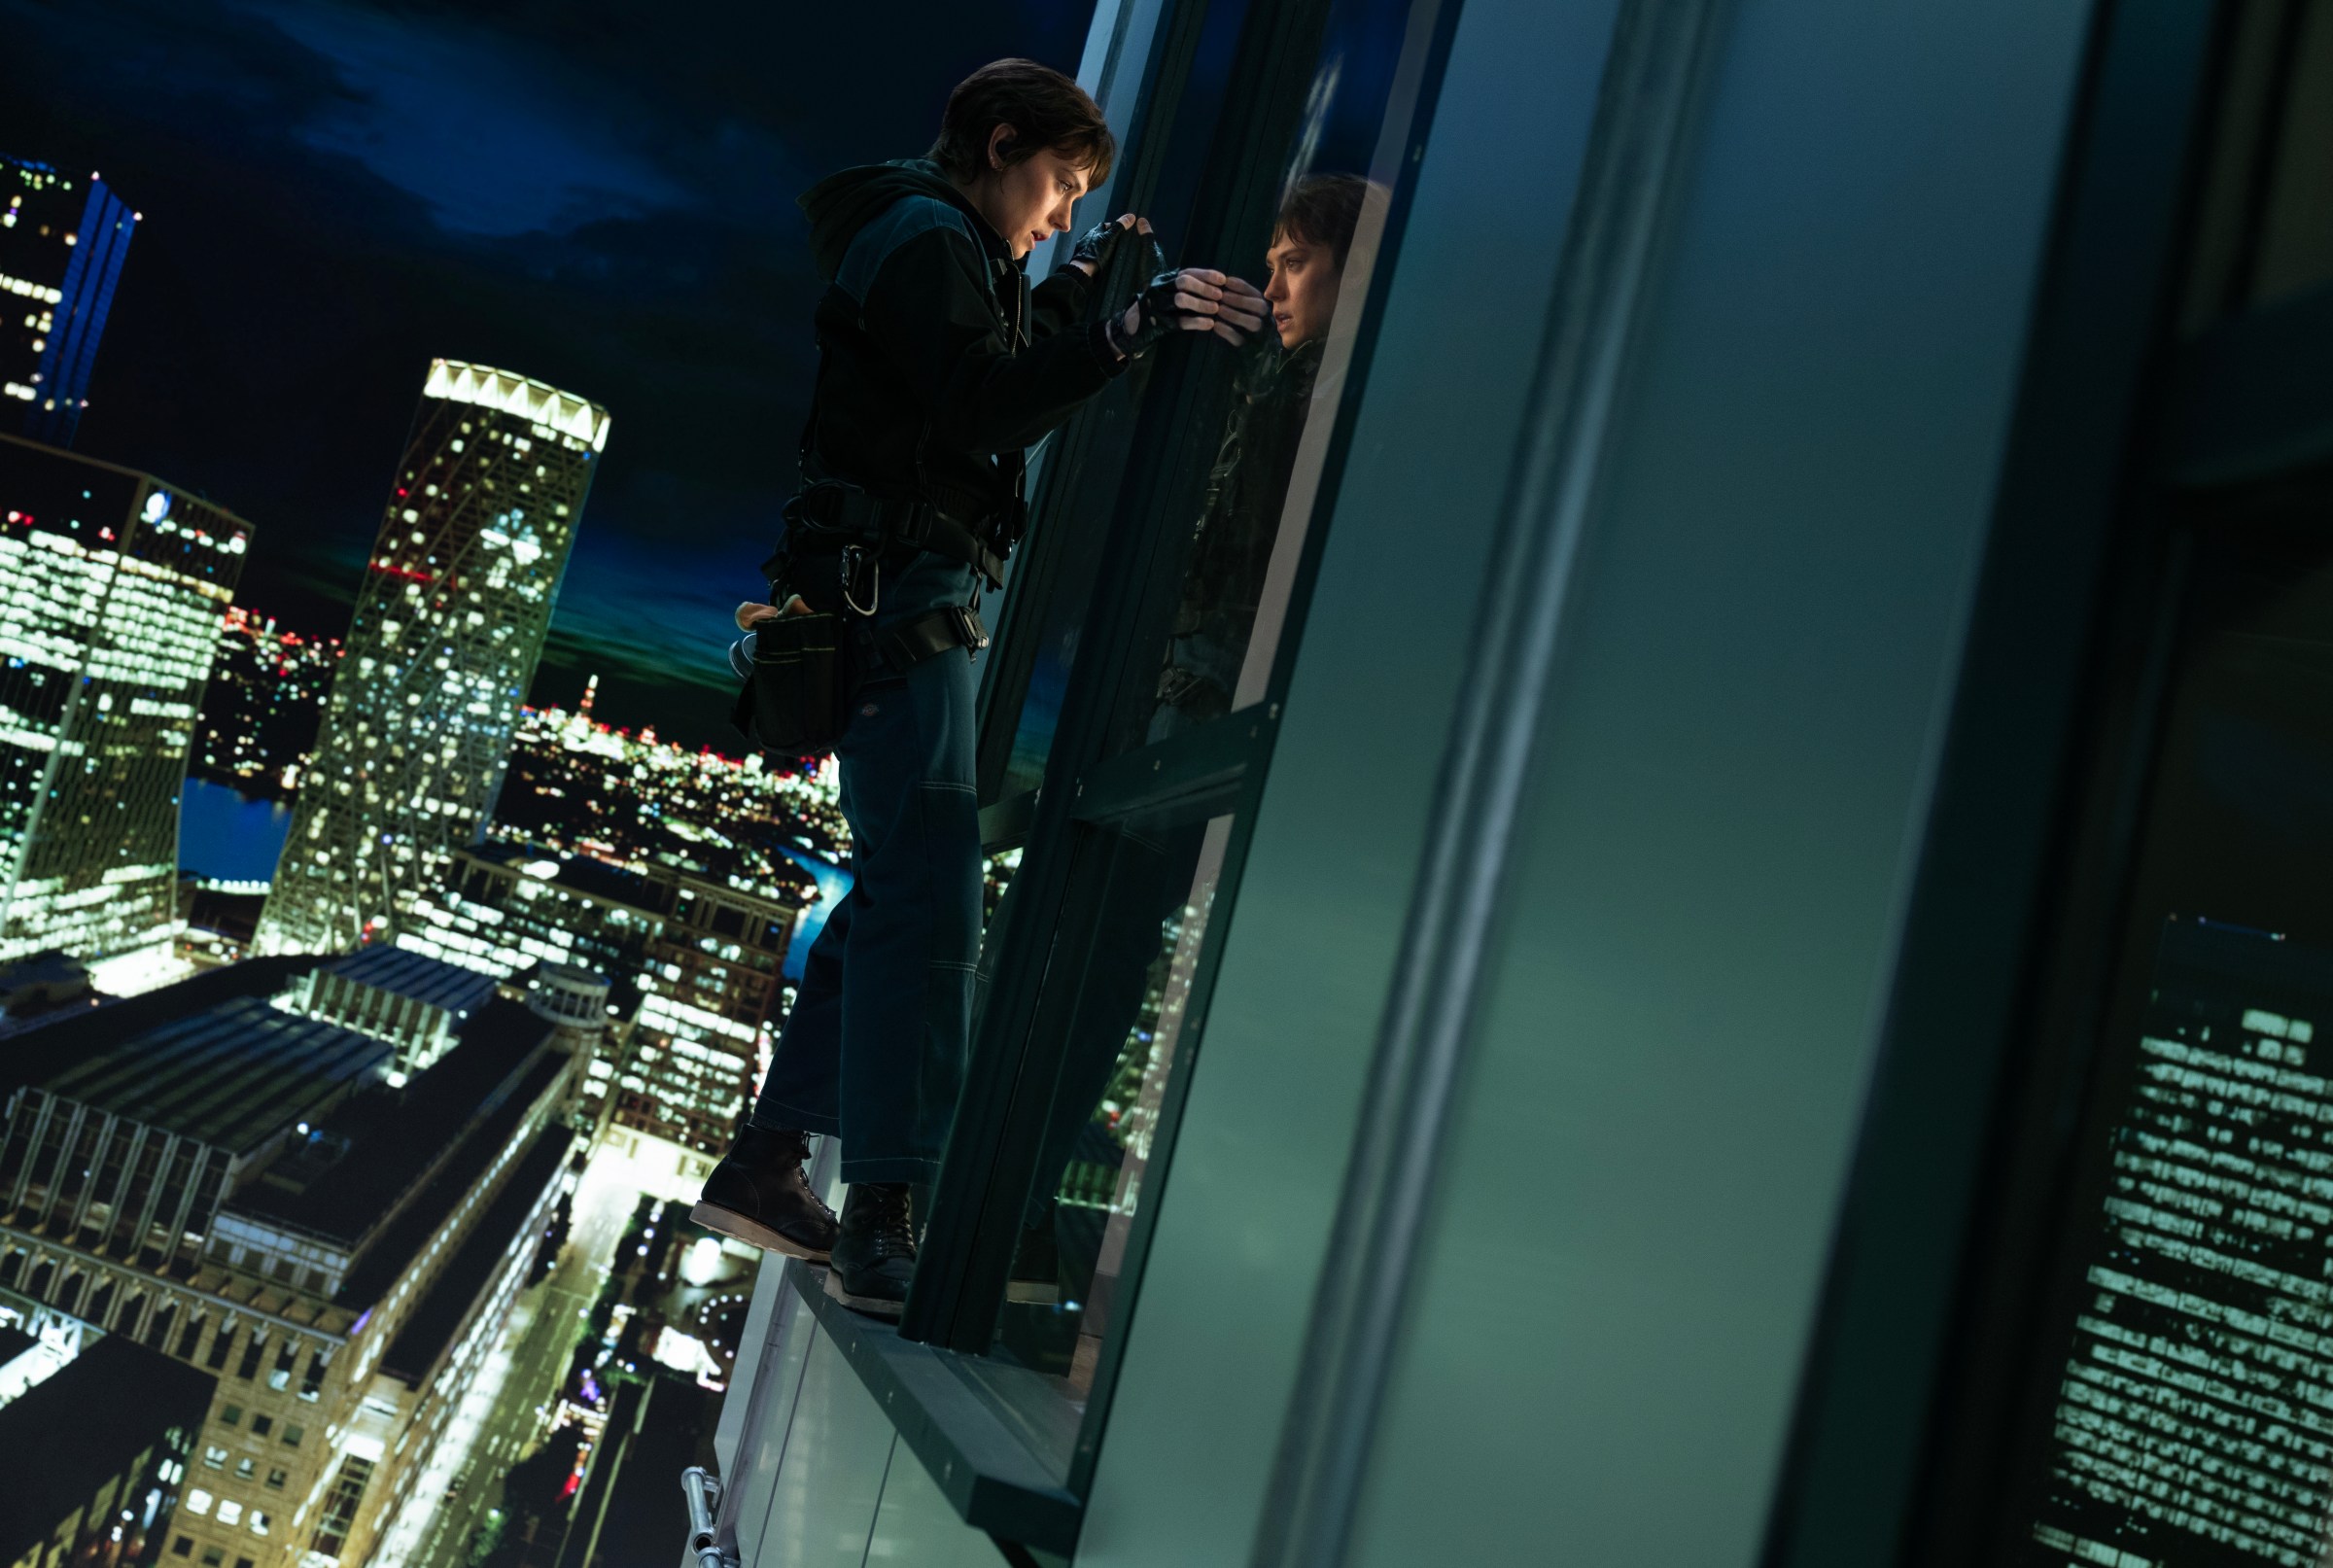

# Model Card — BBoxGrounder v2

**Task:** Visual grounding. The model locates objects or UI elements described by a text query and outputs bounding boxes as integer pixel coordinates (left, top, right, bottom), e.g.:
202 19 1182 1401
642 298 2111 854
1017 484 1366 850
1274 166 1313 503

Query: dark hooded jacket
1153 336 1323 729
794 159 1126 531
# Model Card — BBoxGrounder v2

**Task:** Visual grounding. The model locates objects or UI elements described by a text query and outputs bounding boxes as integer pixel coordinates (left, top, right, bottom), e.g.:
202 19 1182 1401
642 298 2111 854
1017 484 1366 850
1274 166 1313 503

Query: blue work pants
751 646 981 1185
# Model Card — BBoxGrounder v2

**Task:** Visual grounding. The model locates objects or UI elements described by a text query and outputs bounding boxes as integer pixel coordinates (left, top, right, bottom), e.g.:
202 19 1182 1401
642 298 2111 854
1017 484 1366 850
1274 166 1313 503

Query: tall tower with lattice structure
255 360 609 957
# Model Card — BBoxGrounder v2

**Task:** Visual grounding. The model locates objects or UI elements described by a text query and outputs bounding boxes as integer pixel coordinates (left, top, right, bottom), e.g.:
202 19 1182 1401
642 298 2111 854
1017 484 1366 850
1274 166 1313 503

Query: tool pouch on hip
730 611 853 757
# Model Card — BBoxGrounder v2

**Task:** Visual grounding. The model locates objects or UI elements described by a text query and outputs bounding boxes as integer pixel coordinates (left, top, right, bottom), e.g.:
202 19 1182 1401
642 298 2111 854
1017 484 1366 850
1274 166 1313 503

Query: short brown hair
929 59 1115 187
1275 175 1372 268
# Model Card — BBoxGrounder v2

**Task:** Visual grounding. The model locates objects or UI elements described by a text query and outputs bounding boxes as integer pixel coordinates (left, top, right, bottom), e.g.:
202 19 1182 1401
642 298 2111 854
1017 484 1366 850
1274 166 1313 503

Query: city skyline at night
0 0 1092 748
0 4 1085 1559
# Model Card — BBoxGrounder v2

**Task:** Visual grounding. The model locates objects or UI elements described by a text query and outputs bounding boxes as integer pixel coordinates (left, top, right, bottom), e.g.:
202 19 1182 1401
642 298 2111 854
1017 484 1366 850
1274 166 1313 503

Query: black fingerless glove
1113 269 1205 360
1069 218 1131 274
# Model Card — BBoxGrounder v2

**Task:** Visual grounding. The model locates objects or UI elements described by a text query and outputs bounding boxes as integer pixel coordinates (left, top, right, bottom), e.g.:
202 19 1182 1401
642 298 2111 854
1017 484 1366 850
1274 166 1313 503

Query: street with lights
376 1152 645 1568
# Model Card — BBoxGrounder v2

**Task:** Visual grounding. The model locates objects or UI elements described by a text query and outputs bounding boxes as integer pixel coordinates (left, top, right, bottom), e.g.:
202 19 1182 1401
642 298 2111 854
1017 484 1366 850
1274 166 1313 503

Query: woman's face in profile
1263 231 1342 349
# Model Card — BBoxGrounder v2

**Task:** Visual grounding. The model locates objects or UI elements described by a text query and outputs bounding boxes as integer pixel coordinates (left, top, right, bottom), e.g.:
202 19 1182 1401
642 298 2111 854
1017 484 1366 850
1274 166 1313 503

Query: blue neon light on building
0 157 137 449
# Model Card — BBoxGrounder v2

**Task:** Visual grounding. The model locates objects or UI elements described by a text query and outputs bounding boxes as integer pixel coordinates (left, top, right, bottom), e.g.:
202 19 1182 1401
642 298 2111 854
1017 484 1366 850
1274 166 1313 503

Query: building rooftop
338 1045 567 1312
468 840 677 917
424 358 610 452
0 1335 215 1565
468 841 800 922
0 953 323 1088
318 943 498 1014
30 993 387 1155
225 995 557 1260
0 948 86 1001
381 1124 574 1384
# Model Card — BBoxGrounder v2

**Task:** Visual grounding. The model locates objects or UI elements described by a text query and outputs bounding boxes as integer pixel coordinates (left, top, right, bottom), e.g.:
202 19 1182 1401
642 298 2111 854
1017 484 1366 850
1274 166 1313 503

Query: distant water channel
775 845 852 981
179 777 293 888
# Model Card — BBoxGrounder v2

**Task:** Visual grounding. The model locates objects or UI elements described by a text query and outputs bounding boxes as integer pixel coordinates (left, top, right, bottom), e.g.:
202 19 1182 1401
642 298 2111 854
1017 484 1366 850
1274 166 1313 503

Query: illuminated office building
255 360 609 958
397 845 798 1190
0 958 575 1568
0 157 135 448
0 434 248 991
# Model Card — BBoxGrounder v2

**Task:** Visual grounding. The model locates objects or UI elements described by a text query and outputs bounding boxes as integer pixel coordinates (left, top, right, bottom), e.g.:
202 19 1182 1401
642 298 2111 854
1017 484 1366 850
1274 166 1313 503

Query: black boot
690 1125 837 1262
823 1183 917 1319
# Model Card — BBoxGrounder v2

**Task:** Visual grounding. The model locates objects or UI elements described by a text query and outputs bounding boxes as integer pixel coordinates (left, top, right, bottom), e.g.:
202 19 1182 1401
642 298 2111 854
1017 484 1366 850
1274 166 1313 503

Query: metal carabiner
840 544 880 617
952 603 991 657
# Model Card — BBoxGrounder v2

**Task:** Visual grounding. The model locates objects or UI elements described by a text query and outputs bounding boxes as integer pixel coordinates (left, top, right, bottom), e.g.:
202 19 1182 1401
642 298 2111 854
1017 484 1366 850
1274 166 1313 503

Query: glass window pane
993 814 1233 1398
951 0 1438 1410
983 0 1263 805
1147 2 1412 742
2008 498 2333 1560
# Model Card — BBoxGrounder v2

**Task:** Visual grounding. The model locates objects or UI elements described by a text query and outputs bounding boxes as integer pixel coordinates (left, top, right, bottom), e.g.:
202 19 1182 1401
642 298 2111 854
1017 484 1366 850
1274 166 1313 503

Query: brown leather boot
689 1125 838 1261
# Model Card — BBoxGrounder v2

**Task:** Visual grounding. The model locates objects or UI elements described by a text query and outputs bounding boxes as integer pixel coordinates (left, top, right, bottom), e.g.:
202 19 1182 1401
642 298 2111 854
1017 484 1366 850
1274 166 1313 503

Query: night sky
0 0 1093 749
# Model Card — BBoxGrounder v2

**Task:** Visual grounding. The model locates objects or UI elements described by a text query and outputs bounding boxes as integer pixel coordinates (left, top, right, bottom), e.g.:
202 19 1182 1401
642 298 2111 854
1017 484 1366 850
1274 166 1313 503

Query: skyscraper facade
1 157 137 448
0 434 249 988
255 360 609 957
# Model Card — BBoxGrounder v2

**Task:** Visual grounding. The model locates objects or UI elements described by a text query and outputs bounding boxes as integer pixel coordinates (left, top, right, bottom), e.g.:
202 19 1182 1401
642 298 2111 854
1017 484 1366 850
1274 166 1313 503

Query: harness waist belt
791 484 1009 589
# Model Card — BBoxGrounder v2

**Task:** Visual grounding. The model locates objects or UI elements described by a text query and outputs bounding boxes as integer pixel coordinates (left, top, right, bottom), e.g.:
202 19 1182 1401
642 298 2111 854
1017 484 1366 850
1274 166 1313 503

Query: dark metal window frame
923 0 1464 1401
768 0 1469 1548
1757 2 2333 1562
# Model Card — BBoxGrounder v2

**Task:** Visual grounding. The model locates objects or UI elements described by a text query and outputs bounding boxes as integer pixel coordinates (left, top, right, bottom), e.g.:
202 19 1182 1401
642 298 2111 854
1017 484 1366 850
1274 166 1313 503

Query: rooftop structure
0 947 87 1029
282 944 498 1081
422 359 610 451
0 953 319 1089
0 995 388 1273
212 994 559 1304
254 359 609 958
379 1124 571 1383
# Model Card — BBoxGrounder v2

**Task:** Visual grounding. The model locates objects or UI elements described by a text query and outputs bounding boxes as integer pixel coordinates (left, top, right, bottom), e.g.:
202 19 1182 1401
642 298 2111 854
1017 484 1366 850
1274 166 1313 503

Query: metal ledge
783 1260 1084 1554
979 787 1039 852
1068 706 1273 826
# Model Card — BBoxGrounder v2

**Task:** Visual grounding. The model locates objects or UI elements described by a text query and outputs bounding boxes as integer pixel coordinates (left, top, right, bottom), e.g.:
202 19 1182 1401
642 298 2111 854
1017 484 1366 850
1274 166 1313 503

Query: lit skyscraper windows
254 360 608 957
2032 920 2333 1565
0 434 249 983
0 156 136 448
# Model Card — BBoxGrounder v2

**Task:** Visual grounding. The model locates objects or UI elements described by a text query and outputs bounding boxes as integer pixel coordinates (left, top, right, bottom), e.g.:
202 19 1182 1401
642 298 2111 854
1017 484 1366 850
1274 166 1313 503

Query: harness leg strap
872 606 990 673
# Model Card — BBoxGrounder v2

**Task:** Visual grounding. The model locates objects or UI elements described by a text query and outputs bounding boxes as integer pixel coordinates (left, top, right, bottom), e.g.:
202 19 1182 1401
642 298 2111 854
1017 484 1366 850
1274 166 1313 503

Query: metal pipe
679 1466 722 1555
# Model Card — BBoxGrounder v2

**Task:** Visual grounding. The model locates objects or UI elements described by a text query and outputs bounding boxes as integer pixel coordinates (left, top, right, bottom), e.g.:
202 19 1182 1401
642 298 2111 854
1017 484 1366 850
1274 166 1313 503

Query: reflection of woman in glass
1155 174 1372 733
1002 178 1379 1326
